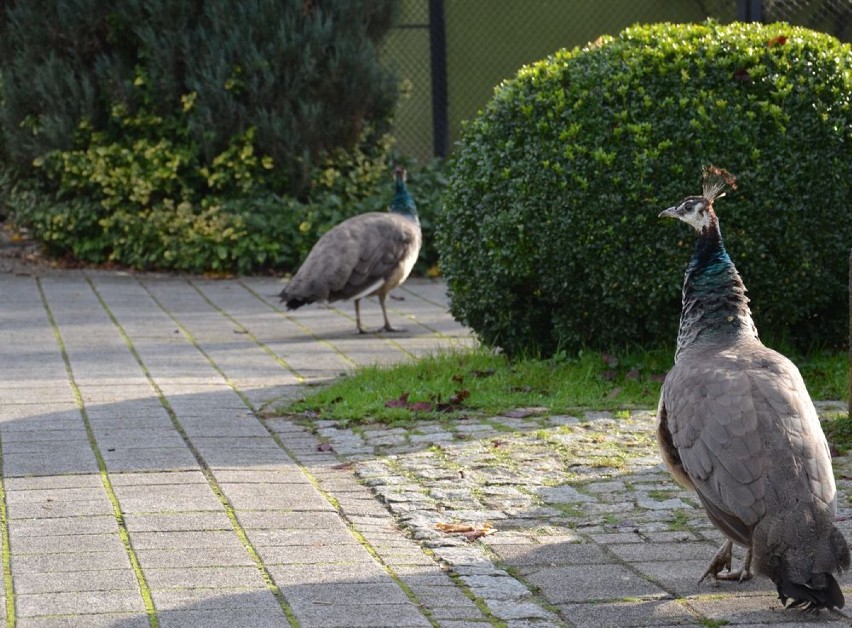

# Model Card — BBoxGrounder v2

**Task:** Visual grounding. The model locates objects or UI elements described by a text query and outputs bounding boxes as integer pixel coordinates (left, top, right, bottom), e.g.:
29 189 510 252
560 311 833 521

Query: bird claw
699 541 753 585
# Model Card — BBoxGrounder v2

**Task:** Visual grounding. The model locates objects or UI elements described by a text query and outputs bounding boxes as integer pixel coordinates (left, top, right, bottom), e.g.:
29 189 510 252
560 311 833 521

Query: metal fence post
429 0 448 158
738 0 763 22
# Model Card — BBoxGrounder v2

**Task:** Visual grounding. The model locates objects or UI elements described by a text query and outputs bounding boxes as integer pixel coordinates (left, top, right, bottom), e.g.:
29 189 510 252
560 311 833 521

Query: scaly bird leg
718 548 752 583
378 294 401 333
699 541 753 584
354 299 367 335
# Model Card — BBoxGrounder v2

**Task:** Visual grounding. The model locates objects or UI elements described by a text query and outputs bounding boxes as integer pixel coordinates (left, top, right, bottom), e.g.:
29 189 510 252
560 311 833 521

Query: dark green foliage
0 0 398 196
438 21 851 356
0 0 419 273
5 148 446 274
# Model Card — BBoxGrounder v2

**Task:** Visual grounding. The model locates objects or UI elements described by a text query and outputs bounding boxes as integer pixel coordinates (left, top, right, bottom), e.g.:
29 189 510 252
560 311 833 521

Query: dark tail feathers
777 572 844 610
278 291 311 311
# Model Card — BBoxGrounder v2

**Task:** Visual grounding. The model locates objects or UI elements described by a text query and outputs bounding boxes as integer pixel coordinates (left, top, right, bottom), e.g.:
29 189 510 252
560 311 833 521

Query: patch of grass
551 503 584 518
283 346 670 426
647 489 675 501
783 347 849 401
281 346 848 427
668 510 691 532
822 413 852 455
590 456 626 470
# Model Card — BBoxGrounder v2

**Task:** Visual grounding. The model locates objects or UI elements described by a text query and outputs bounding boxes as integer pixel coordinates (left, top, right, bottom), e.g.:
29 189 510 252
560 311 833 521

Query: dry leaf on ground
435 521 495 541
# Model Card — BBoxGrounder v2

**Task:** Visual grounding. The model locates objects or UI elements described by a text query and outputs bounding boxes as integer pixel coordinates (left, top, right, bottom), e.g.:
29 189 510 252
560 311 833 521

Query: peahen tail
757 517 849 610
278 290 311 311
776 569 844 610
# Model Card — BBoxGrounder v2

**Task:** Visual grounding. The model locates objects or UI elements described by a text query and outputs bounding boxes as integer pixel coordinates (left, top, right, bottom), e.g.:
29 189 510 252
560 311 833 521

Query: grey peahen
279 166 421 334
656 166 849 610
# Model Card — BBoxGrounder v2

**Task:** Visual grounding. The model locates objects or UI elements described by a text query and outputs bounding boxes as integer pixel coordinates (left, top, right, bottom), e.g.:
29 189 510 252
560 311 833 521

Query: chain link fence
386 0 851 162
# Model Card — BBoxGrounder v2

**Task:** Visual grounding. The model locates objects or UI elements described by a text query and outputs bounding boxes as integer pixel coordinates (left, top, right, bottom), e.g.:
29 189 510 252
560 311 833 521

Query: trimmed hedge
437 21 851 356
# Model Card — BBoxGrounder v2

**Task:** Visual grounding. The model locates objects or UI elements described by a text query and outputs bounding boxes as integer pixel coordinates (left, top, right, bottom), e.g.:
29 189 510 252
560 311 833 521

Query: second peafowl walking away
279 166 421 334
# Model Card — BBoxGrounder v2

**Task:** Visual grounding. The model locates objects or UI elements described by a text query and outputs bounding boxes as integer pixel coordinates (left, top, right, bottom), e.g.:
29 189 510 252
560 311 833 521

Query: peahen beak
658 206 678 219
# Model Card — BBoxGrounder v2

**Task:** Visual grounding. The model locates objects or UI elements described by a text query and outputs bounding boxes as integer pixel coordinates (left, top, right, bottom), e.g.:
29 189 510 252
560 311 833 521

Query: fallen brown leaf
384 392 411 408
435 389 470 412
435 521 495 542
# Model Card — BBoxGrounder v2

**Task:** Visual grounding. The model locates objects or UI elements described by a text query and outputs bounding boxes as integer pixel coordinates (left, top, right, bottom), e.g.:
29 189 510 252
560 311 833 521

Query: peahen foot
699 541 753 584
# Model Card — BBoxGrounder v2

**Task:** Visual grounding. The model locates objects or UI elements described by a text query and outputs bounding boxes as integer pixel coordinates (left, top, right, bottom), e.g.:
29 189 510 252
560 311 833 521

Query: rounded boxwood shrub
438 21 851 356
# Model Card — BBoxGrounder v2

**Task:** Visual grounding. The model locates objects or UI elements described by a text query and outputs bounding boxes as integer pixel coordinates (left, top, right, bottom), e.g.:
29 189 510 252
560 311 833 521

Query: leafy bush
0 0 429 273
438 21 851 356
0 0 398 197
4 152 446 274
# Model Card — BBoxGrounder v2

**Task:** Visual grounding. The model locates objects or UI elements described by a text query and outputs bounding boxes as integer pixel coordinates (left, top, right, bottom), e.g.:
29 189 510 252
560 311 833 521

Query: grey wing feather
283 212 420 303
659 342 837 550
660 347 766 544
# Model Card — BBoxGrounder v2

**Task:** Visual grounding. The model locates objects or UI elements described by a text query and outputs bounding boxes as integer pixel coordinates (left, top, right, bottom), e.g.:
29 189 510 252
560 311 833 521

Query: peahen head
390 166 417 218
658 166 737 233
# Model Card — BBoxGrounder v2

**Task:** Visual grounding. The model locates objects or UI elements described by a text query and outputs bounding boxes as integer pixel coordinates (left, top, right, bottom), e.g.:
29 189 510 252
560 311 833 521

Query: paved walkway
0 266 849 627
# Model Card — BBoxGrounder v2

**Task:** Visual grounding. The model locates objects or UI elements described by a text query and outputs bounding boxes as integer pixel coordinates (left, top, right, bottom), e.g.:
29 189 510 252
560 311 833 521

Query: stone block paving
0 266 849 627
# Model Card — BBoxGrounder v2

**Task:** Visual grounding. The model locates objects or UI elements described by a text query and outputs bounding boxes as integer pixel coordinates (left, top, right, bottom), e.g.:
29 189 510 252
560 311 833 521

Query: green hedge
438 21 851 356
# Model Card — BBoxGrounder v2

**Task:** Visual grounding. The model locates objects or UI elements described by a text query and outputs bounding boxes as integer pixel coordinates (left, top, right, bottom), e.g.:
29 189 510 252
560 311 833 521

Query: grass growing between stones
282 346 848 426
823 413 852 454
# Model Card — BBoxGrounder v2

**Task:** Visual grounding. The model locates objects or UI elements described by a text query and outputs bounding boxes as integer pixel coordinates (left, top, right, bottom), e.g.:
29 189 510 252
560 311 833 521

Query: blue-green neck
675 222 758 360
390 175 417 220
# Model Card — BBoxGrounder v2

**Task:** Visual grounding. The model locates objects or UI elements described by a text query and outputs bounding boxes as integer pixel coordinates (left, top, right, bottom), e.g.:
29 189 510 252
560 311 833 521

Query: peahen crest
701 165 737 203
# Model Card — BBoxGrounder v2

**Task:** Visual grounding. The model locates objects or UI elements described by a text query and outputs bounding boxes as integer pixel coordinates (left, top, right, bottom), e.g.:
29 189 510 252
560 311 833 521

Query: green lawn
281 345 848 428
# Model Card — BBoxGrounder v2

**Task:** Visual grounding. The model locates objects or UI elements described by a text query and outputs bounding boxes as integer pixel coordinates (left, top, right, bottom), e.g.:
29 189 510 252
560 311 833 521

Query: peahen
279 166 421 334
656 166 849 610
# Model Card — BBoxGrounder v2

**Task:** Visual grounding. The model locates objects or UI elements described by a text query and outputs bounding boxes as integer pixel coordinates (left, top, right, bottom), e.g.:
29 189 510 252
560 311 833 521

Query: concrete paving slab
557 599 699 627
9 515 117 538
132 547 255 569
12 569 140 595
142 566 268 589
111 483 223 513
17 613 151 628
149 587 280 612
12 550 132 574
123 512 234 533
520 564 669 603
285 600 432 628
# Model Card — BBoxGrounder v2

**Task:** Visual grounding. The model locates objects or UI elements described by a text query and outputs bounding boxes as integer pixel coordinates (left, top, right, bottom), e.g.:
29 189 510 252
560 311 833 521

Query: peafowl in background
279 166 421 334
656 166 849 610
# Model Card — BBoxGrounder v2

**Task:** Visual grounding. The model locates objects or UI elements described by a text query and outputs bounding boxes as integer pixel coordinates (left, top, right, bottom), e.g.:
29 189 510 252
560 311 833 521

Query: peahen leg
719 547 752 582
378 294 400 332
354 299 366 334
699 540 753 584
